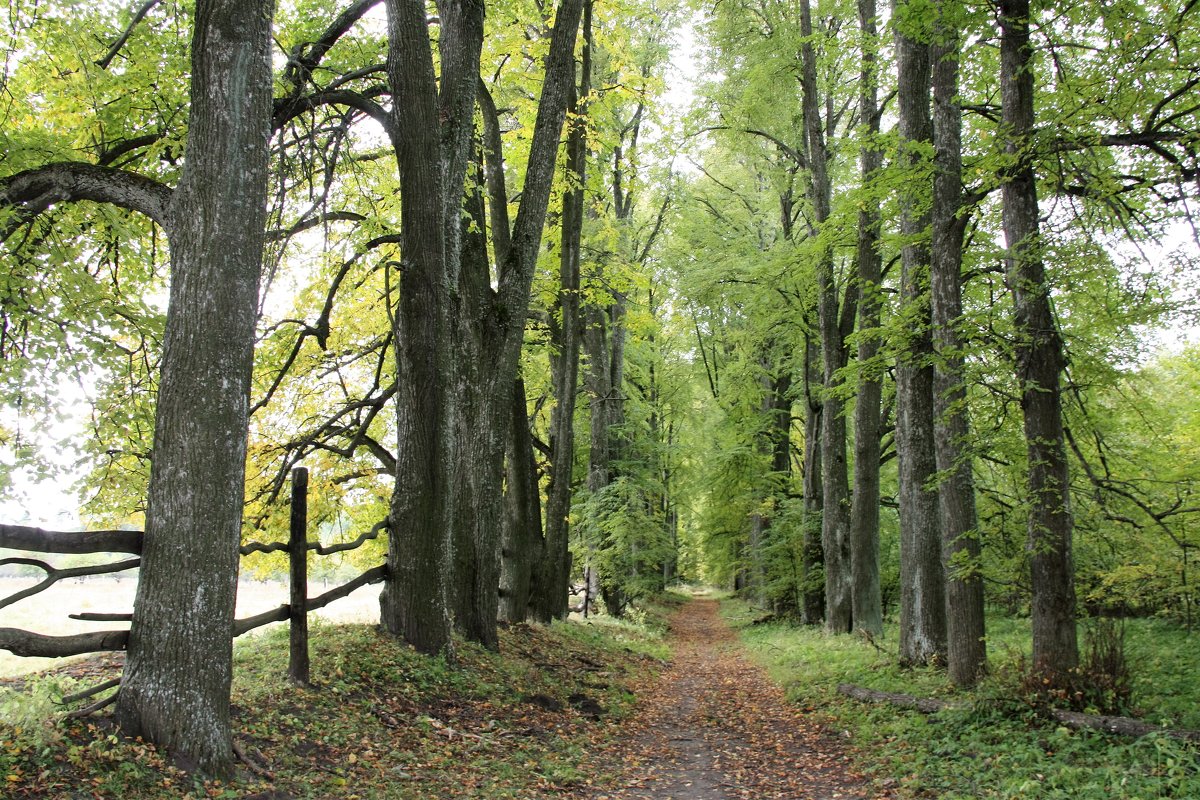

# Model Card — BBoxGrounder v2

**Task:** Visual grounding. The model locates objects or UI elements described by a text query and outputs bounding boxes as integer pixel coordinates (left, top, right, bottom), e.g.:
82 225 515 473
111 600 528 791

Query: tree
377 0 584 650
930 0 986 686
376 0 482 655
800 0 854 634
849 0 885 638
893 0 946 666
1 0 275 774
449 0 585 644
997 0 1078 680
532 0 594 623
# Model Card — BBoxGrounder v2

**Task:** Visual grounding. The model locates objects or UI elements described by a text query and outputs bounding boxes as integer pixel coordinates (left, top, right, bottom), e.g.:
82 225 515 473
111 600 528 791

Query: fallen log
836 683 1200 742
837 683 949 714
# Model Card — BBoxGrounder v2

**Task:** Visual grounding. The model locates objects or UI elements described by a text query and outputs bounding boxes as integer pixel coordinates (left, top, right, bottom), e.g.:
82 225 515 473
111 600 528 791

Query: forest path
578 597 879 800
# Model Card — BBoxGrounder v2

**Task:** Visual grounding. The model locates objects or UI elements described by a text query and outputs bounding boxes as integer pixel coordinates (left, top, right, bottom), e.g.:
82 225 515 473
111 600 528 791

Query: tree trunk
745 363 784 603
534 15 589 621
379 0 582 650
585 288 629 617
378 0 482 656
499 378 542 623
801 0 851 634
998 0 1079 679
116 0 274 777
849 0 885 638
451 0 586 645
894 0 947 666
762 369 793 611
800 331 826 625
931 0 987 687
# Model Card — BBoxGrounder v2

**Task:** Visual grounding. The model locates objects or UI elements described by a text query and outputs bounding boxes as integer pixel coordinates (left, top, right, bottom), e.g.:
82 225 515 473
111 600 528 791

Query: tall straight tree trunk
378 0 483 655
800 331 826 624
535 6 591 622
766 369 794 612
584 295 627 615
931 0 987 686
800 0 852 634
894 0 946 666
998 0 1079 679
850 0 885 638
116 0 275 776
377 0 581 649
745 362 779 602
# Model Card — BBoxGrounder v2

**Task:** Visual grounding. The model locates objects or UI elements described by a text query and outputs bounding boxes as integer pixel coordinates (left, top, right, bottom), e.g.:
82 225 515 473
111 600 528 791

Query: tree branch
0 524 142 554
0 162 173 239
95 0 163 69
273 88 392 133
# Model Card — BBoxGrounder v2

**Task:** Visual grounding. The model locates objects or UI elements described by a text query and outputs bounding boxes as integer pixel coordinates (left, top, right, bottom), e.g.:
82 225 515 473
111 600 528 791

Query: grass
1 609 670 798
723 600 1200 799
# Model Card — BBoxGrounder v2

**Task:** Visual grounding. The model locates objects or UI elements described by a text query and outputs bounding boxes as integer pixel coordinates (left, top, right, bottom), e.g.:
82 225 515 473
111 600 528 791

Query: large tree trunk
931 0 987 687
379 0 582 650
745 362 784 603
800 0 851 634
849 0 885 638
450 0 586 644
894 0 946 666
451 226 509 649
378 0 482 655
499 378 542 623
116 0 274 777
998 0 1079 679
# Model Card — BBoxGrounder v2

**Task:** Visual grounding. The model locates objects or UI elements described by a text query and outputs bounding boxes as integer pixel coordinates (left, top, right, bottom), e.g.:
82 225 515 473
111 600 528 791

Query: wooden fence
0 467 387 695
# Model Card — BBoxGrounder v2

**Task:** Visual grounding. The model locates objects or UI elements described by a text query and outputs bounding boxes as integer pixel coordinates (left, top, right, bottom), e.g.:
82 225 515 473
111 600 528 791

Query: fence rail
0 468 386 692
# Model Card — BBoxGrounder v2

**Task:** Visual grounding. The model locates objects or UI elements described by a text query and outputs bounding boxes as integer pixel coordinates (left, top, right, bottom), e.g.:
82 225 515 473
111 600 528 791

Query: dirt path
579 598 882 800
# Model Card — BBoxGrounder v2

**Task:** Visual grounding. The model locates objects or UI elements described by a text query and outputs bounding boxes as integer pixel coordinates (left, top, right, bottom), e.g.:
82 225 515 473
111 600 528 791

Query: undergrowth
1 605 671 798
723 599 1200 799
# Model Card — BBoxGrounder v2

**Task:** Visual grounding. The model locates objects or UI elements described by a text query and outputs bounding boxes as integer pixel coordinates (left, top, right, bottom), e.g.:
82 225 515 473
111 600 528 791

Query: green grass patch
1 614 668 798
722 599 1200 799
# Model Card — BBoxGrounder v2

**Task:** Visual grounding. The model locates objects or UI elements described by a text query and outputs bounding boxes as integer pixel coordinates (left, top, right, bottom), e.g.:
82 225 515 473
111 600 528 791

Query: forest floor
0 594 891 798
578 597 882 800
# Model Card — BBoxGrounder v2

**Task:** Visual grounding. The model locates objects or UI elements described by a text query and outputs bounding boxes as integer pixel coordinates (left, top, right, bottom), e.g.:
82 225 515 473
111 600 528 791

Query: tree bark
115 0 275 777
893 0 947 666
745 362 782 603
849 0 885 638
931 0 987 687
535 1 592 623
800 331 826 625
998 0 1079 678
451 0 585 645
800 0 851 634
377 0 480 655
499 378 542 623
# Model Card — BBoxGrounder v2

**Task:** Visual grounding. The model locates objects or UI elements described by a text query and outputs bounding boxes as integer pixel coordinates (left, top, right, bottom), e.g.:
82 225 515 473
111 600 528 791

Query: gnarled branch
0 162 173 240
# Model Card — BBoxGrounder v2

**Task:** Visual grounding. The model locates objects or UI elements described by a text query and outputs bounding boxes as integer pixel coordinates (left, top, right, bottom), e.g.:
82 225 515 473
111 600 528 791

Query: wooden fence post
289 467 310 685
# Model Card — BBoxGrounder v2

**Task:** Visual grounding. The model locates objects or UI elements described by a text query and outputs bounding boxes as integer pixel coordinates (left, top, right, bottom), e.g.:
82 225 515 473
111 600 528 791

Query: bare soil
579 598 885 800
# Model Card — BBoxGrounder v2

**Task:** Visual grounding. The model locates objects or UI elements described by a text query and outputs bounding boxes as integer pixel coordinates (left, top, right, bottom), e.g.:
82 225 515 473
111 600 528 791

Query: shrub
1015 618 1134 715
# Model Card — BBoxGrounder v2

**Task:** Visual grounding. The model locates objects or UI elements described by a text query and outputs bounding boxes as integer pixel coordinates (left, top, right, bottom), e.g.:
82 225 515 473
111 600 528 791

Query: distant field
0 574 381 678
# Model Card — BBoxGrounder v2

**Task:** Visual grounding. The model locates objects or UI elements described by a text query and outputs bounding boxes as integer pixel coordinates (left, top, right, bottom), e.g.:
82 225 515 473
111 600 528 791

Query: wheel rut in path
578 598 882 800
